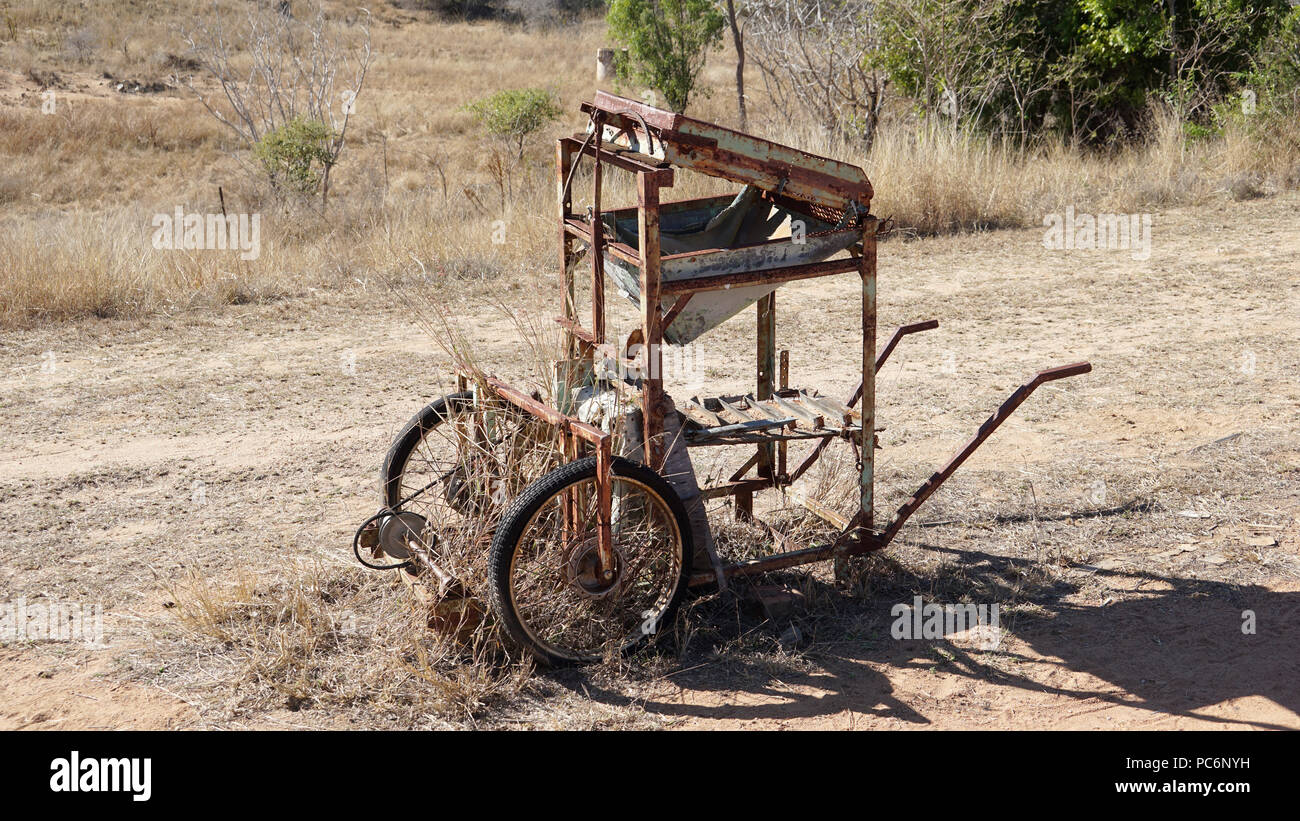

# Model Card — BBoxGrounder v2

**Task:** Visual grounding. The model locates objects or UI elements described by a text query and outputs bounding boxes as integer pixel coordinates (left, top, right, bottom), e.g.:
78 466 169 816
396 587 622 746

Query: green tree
1248 6 1300 112
871 0 1003 123
606 0 726 112
464 88 562 159
872 0 1294 143
253 117 337 196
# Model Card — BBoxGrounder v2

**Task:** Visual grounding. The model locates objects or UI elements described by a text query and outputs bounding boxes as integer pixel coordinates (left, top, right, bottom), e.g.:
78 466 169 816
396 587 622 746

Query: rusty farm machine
354 92 1091 665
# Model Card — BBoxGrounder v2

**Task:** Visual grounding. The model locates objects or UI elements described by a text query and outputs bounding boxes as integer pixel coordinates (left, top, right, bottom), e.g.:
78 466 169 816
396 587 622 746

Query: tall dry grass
161 562 536 722
3 4 1299 328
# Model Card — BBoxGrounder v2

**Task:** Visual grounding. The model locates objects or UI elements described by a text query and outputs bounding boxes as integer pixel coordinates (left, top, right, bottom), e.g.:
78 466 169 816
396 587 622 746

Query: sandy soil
1 191 1297 730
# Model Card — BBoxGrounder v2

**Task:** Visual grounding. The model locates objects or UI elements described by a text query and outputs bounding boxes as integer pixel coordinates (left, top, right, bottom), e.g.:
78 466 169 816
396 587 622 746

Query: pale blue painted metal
599 188 860 344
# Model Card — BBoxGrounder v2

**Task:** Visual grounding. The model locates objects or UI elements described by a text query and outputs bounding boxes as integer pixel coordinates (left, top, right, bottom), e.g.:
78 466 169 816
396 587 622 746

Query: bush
463 88 562 158
181 2 371 207
391 0 514 21
870 0 1297 144
254 117 337 195
1249 6 1300 113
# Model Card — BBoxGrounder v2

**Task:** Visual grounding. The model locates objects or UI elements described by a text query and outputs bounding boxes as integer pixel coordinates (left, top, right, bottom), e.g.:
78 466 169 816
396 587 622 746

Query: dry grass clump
151 322 684 724
160 561 534 724
843 104 1300 236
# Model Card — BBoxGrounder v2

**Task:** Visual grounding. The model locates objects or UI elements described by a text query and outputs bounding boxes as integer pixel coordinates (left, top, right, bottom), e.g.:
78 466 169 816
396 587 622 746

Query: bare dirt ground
2 192 1297 730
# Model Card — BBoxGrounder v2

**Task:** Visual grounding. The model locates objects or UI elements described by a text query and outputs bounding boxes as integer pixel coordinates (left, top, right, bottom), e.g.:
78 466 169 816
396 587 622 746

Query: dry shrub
154 298 656 719
163 562 533 723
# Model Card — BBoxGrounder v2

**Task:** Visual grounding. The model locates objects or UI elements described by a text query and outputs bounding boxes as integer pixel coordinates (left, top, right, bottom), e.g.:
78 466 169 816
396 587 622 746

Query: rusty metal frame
686 361 1093 587
479 91 1091 592
452 366 617 577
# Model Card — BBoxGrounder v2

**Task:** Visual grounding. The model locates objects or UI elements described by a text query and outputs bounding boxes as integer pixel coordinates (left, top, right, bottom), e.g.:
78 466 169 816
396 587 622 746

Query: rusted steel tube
661 293 694 330
846 319 939 408
859 220 877 528
756 293 776 479
787 318 938 484
778 350 789 478
690 543 837 587
728 451 759 482
554 315 597 348
563 219 642 267
790 490 850 530
872 361 1092 548
580 97 680 132
699 476 779 501
580 92 874 212
557 139 577 359
638 171 667 471
591 114 606 345
561 136 671 176
691 362 1089 584
594 435 614 577
868 320 938 384
480 374 614 576
483 376 608 447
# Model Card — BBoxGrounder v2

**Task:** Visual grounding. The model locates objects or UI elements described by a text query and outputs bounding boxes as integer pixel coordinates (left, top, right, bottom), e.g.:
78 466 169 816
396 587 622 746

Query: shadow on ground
548 535 1299 728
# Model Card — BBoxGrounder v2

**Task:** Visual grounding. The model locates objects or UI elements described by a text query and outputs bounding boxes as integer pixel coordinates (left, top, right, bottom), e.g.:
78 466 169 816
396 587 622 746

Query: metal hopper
564 91 876 346
599 184 861 344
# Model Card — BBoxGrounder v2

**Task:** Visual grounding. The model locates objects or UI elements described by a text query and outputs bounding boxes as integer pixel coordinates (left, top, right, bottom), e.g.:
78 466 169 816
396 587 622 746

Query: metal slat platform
682 389 868 446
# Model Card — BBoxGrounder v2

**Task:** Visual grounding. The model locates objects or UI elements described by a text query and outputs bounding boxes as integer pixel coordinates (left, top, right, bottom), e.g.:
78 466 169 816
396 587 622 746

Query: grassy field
2 1 1298 327
1 1 1298 729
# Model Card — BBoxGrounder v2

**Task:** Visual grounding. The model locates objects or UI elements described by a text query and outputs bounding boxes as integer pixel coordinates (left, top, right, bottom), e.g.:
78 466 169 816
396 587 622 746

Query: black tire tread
380 391 474 509
488 456 693 666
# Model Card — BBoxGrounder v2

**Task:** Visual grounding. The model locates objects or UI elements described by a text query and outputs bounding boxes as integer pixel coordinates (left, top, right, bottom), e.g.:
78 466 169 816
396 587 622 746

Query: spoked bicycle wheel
377 391 564 565
488 456 693 666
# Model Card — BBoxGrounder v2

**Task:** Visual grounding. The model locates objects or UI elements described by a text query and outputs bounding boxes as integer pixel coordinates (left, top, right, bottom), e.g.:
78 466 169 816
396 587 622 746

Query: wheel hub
377 511 436 560
564 542 623 598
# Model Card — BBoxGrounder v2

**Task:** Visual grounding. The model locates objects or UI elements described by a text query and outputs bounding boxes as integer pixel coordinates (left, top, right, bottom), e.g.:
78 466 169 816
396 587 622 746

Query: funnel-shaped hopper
600 186 860 345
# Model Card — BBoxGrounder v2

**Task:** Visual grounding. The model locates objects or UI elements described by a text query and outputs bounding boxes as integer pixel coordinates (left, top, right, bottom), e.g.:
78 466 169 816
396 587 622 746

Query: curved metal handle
1033 361 1093 385
872 358 1093 549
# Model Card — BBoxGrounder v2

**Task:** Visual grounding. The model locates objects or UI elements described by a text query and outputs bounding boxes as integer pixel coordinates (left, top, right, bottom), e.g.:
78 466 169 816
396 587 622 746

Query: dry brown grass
159 561 538 725
4 183 1295 728
3 2 1299 327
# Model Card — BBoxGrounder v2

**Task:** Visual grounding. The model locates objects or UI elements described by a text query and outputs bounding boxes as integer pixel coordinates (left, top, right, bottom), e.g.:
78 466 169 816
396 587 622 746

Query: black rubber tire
488 456 694 666
380 392 474 509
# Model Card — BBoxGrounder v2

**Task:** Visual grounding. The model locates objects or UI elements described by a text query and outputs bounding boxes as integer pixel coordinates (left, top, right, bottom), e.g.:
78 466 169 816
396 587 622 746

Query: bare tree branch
177 1 372 204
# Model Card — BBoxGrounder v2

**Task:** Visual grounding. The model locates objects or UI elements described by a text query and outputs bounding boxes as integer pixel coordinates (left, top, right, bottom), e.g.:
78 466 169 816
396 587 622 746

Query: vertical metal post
638 171 665 470
859 219 878 528
595 435 614 575
590 116 606 344
557 139 576 358
778 348 789 479
735 490 753 521
756 292 776 479
562 430 578 547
